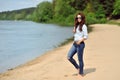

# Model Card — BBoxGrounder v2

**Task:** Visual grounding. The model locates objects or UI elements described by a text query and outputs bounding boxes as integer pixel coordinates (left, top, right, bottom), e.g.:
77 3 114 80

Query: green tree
69 0 87 10
33 1 53 22
95 5 105 19
15 14 23 20
54 0 75 17
112 0 120 15
53 0 75 25
98 0 115 17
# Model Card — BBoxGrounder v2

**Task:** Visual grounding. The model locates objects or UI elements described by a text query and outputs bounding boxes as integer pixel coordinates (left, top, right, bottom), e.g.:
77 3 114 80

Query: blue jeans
67 42 85 74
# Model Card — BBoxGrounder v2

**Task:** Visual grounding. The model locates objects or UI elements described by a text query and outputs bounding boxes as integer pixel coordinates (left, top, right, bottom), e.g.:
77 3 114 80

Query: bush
32 1 53 22
65 14 74 26
85 12 107 25
99 18 107 23
86 12 98 25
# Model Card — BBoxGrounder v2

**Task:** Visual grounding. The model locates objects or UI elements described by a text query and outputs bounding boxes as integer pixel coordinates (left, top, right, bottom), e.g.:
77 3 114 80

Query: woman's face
77 15 82 22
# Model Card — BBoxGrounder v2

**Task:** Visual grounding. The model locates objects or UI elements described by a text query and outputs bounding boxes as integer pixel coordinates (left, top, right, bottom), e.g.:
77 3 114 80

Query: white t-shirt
74 24 88 41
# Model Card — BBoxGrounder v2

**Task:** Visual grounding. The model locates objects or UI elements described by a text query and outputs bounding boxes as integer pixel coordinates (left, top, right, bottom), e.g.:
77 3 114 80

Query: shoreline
0 41 72 74
0 20 73 74
0 38 73 74
1 25 93 74
0 24 120 80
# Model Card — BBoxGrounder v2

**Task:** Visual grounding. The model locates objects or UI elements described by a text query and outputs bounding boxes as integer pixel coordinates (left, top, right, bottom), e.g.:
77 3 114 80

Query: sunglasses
76 17 82 19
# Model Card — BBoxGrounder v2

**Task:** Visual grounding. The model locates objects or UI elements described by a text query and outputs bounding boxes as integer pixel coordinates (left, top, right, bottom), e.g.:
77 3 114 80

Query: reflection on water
0 20 73 73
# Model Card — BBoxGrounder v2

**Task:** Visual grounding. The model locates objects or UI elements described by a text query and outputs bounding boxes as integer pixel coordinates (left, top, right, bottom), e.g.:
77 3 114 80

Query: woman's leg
67 43 79 69
77 42 85 74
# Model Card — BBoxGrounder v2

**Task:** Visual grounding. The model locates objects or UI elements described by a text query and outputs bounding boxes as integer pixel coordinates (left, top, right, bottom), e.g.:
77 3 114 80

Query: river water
0 20 73 73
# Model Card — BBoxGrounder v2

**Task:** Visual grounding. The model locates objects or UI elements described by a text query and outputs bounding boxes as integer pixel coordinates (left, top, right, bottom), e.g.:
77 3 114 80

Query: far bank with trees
0 0 120 26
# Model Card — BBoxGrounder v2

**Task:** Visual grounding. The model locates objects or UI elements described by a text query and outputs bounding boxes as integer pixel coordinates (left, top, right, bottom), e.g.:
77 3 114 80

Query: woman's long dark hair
74 12 85 31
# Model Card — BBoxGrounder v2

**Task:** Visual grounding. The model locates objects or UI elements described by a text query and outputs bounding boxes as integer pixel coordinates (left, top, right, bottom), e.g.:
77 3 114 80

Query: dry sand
0 24 120 80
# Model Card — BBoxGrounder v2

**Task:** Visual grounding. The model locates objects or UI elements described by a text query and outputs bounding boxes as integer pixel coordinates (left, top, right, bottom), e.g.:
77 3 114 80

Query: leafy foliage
112 0 120 19
0 7 35 20
32 1 53 22
53 0 76 25
0 0 119 25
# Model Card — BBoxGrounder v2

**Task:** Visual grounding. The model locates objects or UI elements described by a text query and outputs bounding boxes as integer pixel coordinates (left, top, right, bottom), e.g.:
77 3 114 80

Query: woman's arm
76 25 88 44
76 37 87 44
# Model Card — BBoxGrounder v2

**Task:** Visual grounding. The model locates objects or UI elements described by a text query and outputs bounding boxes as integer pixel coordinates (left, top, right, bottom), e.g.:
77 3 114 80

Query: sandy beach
0 24 120 80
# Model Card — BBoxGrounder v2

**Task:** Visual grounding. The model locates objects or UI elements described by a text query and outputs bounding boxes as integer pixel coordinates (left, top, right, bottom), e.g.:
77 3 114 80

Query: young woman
67 12 88 77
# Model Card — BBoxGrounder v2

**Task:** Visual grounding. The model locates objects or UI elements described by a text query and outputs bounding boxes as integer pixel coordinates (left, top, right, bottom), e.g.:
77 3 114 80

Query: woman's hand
76 40 81 45
73 27 76 33
76 38 86 45
73 29 76 33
